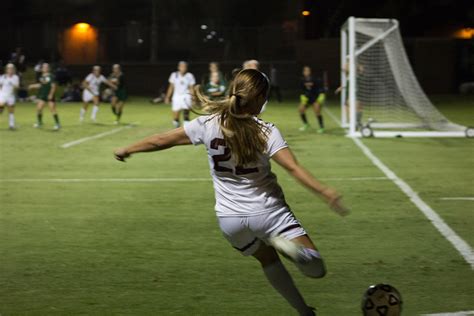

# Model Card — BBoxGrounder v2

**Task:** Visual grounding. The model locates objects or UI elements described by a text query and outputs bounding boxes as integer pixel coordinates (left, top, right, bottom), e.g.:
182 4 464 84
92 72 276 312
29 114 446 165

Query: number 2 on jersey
210 138 258 175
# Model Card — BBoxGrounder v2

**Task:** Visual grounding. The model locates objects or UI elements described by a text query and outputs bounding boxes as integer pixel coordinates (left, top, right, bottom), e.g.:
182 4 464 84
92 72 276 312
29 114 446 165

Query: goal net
340 17 467 138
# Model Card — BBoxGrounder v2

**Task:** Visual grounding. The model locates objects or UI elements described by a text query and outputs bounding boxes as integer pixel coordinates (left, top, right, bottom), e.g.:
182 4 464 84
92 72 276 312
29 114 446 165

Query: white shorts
172 94 192 112
217 207 307 256
83 90 98 103
0 93 15 106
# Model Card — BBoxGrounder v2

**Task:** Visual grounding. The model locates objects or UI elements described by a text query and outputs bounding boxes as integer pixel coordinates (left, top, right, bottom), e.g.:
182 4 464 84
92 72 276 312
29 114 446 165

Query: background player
114 69 348 316
165 61 195 128
204 71 226 100
109 64 127 124
0 64 20 130
28 63 61 130
80 65 117 122
298 66 326 133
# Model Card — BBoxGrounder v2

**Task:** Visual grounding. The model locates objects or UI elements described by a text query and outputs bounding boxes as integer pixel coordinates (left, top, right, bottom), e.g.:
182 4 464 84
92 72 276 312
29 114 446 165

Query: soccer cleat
53 124 61 131
9 126 16 131
114 120 120 125
33 123 42 128
317 128 325 134
269 236 307 264
79 117 84 123
299 124 310 131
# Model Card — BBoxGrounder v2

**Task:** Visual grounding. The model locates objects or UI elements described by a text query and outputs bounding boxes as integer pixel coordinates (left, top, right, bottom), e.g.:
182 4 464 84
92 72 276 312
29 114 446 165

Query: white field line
0 176 388 183
324 108 474 269
440 197 474 201
60 122 138 148
422 311 474 316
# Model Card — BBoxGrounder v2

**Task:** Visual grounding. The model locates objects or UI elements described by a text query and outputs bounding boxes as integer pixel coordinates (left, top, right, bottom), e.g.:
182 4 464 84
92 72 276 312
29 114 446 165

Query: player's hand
114 148 130 162
322 187 350 217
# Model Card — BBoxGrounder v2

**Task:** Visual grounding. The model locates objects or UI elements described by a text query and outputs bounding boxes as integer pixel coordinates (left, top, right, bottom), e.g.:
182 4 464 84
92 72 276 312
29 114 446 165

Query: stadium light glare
200 24 208 30
302 10 310 16
454 27 474 39
74 22 91 33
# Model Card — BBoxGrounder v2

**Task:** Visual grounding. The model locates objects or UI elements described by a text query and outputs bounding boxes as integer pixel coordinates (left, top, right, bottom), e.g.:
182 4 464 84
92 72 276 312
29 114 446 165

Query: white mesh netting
347 19 465 131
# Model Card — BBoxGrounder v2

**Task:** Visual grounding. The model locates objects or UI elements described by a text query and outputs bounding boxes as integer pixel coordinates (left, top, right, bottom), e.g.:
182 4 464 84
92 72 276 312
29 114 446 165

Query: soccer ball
361 283 402 316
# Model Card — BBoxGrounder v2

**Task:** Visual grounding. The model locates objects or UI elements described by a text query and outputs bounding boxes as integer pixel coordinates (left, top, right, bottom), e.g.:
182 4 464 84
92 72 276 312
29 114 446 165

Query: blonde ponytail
194 69 270 166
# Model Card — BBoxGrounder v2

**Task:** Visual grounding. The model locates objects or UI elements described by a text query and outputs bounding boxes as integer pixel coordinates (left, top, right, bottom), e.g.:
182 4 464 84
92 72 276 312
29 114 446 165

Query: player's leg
0 104 4 116
48 101 61 130
91 96 100 121
253 243 315 316
183 109 190 126
111 95 118 116
218 216 315 316
313 93 325 133
7 103 15 130
356 100 363 129
115 101 124 124
34 100 46 128
298 95 310 131
80 90 92 122
172 110 180 128
262 209 326 278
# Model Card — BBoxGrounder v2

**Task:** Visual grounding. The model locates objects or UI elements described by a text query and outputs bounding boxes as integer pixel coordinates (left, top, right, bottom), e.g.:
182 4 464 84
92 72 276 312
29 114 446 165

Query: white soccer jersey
184 115 289 217
169 72 195 96
0 74 19 96
84 73 107 96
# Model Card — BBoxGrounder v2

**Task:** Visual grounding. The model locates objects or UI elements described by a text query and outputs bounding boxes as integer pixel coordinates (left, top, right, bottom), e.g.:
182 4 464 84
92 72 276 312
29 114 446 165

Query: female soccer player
298 66 326 133
109 64 127 124
28 63 61 130
165 61 196 128
114 69 348 316
0 63 20 130
80 65 117 122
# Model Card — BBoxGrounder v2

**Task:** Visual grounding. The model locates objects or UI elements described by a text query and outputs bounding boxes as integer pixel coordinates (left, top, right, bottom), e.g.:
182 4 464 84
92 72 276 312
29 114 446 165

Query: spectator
269 64 282 102
61 83 81 102
10 47 26 75
54 61 71 86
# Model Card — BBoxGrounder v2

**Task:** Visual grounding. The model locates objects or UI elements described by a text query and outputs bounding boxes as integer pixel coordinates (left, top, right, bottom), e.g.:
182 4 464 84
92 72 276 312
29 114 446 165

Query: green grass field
0 96 473 315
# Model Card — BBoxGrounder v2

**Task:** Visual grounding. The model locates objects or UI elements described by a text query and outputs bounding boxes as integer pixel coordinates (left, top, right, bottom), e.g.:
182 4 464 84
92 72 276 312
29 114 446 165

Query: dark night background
1 0 473 93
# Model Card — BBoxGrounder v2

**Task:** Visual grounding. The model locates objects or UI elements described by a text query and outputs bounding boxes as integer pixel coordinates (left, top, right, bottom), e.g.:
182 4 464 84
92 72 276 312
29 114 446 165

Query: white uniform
83 73 107 102
0 74 19 106
168 71 195 111
184 115 306 255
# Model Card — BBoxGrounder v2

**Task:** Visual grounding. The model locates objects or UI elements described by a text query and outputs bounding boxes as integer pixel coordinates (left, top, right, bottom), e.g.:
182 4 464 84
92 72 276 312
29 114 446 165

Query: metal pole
348 16 357 136
340 28 347 127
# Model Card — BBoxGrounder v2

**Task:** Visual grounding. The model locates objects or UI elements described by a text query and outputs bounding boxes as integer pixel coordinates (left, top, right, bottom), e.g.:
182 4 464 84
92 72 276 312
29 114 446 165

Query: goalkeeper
298 66 326 133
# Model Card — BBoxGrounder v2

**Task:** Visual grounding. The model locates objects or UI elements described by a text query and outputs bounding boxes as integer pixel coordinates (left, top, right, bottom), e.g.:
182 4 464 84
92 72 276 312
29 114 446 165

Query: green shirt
38 73 55 99
109 73 125 90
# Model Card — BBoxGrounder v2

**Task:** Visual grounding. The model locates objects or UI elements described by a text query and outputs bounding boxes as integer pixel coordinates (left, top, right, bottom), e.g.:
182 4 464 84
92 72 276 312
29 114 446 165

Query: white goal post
340 17 471 138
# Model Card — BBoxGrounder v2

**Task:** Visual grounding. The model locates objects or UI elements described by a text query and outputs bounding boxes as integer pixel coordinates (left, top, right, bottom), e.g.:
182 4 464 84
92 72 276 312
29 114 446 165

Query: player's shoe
53 124 61 131
299 124 310 131
317 128 325 134
33 123 42 128
79 116 84 123
114 120 120 125
269 236 307 264
9 126 16 131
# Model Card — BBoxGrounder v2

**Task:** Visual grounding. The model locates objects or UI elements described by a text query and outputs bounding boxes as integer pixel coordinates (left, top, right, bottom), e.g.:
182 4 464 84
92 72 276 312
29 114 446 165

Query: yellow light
302 10 311 16
74 23 91 32
454 27 474 39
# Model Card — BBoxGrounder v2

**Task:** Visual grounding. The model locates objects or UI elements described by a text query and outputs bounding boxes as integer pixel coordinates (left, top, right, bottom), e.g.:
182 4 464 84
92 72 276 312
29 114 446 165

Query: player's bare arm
48 83 56 101
82 80 94 94
104 79 118 90
165 83 174 104
272 147 349 216
28 83 41 90
114 127 192 161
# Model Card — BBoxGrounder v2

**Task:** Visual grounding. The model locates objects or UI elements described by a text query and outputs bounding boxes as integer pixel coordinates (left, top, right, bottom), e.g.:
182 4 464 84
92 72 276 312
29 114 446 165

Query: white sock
91 105 99 120
8 113 15 127
263 261 313 316
80 108 86 119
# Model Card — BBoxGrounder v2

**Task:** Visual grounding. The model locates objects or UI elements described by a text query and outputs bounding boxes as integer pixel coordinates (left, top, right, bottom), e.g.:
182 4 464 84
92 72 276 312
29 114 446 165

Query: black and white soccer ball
362 283 402 316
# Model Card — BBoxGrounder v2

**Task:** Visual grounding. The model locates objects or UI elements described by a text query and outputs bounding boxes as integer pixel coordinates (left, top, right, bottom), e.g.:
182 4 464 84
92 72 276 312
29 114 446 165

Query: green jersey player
109 64 127 124
28 63 61 130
